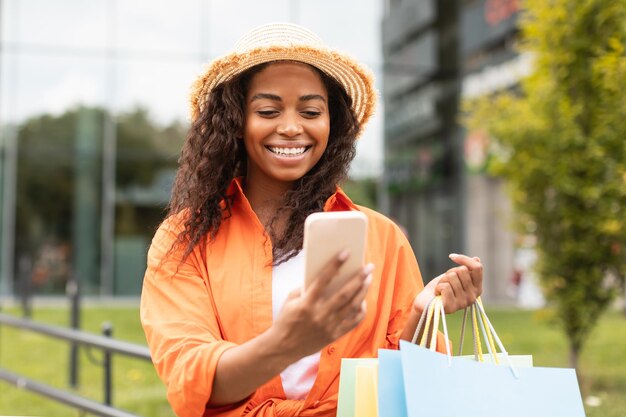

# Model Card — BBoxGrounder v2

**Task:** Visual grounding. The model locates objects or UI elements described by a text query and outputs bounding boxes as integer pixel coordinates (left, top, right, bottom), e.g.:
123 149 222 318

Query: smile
266 146 310 156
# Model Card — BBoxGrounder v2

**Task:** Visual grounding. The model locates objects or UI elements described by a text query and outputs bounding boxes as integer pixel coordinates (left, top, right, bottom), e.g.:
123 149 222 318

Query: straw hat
189 22 377 133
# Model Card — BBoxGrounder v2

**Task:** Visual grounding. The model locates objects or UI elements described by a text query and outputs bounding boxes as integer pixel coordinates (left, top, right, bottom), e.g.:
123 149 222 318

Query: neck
243 176 293 228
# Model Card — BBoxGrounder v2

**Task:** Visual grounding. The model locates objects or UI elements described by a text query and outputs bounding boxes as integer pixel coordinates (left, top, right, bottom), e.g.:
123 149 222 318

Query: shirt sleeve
381 223 449 353
140 216 237 417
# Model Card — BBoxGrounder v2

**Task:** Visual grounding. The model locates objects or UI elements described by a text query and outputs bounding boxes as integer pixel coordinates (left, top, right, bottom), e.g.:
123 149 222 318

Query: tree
14 106 184 292
341 177 378 209
464 0 626 369
116 107 184 188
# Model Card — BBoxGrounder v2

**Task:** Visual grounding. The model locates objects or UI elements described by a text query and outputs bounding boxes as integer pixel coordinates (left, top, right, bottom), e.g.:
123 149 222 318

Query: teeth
268 146 307 156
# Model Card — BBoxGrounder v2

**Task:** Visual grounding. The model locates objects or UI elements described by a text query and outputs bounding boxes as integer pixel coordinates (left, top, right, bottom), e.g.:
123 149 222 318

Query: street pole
100 0 117 296
0 0 18 301
0 0 4 302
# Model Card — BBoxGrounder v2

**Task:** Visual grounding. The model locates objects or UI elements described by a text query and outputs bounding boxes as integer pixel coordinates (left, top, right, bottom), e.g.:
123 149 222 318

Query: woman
140 23 483 417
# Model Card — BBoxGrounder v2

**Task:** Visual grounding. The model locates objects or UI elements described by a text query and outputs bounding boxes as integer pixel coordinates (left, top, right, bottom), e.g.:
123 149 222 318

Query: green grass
0 305 173 417
0 305 625 416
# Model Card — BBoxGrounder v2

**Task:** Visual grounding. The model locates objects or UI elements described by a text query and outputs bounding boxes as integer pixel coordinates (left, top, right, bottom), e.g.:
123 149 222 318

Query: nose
276 114 303 137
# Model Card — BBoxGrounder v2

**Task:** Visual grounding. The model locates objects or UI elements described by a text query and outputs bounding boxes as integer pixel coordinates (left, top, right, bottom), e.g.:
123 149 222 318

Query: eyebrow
250 93 326 103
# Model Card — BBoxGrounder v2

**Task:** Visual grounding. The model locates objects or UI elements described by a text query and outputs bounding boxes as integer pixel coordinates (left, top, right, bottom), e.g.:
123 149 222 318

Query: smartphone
303 211 368 295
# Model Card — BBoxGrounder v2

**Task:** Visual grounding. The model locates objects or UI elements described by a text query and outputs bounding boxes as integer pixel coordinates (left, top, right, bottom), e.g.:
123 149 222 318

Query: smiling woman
140 22 484 417
243 62 331 202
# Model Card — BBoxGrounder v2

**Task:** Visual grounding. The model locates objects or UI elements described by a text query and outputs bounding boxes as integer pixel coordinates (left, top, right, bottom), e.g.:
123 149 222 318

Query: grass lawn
0 305 173 417
0 304 624 416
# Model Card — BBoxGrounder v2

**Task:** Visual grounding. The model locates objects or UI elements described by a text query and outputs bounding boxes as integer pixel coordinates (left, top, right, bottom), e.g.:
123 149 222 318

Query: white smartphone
303 211 368 295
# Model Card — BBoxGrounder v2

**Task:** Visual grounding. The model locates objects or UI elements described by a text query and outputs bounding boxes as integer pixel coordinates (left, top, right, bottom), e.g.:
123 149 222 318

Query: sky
0 0 385 176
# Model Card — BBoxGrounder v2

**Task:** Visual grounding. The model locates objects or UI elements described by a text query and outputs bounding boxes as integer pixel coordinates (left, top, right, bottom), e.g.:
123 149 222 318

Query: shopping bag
354 363 378 417
399 297 586 417
377 349 407 417
400 340 585 417
336 358 377 417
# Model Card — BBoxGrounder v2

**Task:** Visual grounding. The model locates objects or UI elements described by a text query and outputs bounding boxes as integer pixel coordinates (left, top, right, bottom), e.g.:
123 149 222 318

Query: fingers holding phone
332 263 373 329
274 251 373 359
304 247 352 300
271 211 371 358
305 251 373 337
302 211 371 342
322 259 373 331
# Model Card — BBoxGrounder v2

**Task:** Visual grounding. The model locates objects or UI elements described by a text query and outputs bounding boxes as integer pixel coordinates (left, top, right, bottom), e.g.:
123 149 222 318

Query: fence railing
0 312 153 417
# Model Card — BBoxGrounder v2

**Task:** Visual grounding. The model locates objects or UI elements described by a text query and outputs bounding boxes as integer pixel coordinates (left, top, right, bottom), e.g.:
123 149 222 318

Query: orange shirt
141 179 438 417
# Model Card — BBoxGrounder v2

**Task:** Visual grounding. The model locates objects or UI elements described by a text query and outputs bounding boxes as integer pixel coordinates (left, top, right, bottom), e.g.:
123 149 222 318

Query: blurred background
0 0 624 416
0 0 389 301
0 0 539 306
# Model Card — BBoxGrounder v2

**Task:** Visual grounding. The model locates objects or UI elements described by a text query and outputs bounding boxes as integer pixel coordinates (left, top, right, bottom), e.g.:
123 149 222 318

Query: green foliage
341 177 379 209
463 0 626 366
115 107 184 187
16 107 185 258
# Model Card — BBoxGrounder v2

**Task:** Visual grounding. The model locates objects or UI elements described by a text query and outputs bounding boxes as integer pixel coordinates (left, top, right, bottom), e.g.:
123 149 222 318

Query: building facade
382 0 526 303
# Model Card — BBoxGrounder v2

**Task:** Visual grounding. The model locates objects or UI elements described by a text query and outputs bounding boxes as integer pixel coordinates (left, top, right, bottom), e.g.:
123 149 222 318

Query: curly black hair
168 62 360 264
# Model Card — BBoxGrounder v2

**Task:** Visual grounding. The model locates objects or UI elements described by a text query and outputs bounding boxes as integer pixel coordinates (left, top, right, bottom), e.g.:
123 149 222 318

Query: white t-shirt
271 251 321 400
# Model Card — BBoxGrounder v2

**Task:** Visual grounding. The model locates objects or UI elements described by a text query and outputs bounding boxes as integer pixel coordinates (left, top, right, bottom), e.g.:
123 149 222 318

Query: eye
301 110 322 119
256 110 280 118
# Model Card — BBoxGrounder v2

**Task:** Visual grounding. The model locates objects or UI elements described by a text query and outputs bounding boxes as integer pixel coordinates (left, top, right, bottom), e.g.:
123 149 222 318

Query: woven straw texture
190 23 377 132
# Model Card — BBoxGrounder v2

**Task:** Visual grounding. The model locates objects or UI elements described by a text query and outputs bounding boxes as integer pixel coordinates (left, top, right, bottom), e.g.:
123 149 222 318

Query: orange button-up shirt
141 179 437 417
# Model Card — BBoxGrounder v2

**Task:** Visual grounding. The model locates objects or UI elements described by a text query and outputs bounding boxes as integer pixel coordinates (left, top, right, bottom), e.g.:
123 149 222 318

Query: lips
266 145 311 156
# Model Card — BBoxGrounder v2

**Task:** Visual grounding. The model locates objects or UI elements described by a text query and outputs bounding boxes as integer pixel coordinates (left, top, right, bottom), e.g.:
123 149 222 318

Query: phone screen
303 211 368 294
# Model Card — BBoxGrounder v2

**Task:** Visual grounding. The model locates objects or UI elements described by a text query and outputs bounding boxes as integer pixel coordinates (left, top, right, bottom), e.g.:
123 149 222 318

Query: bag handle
410 296 452 366
458 298 499 362
413 295 519 377
474 299 517 374
458 297 519 378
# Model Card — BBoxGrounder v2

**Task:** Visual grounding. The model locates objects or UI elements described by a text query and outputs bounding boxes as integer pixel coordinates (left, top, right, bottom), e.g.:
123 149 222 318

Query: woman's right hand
209 250 373 406
271 249 374 361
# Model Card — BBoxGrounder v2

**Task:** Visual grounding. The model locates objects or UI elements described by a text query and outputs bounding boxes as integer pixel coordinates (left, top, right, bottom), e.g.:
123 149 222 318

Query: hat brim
190 45 377 135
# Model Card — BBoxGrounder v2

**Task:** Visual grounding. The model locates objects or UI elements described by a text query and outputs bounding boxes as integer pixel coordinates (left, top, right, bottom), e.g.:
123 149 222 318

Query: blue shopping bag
377 296 586 417
377 349 407 417
399 340 586 417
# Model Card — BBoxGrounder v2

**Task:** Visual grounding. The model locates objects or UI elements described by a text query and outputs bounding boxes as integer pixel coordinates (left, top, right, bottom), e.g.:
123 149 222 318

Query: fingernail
363 263 375 275
449 253 460 258
338 249 350 261
364 274 373 286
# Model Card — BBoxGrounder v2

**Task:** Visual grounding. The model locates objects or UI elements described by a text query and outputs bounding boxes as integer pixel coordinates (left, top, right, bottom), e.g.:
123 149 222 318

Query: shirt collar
226 177 358 212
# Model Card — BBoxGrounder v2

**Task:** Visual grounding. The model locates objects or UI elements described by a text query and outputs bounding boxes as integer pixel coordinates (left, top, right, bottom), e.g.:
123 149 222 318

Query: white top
272 251 321 400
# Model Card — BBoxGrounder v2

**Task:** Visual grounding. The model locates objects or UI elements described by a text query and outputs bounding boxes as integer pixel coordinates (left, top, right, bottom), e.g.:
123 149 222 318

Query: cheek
243 117 261 138
243 118 270 147
315 118 331 144
315 124 331 158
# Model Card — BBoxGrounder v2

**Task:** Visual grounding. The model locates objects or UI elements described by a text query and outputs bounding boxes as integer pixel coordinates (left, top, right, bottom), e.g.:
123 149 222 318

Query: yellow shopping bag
354 363 378 417
336 358 378 417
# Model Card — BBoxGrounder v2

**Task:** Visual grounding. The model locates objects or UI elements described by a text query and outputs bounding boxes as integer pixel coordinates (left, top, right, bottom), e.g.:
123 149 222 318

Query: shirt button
327 345 336 354
313 400 320 407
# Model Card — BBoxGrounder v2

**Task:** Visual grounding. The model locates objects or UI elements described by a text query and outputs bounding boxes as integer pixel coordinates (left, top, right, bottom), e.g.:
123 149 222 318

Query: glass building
382 0 526 302
0 0 385 298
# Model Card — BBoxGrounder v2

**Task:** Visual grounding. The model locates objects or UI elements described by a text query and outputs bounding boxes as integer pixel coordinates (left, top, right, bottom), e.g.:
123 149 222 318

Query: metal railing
0 312 153 417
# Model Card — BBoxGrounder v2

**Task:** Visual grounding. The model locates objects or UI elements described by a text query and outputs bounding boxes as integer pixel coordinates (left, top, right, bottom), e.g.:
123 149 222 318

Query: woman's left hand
414 253 483 315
